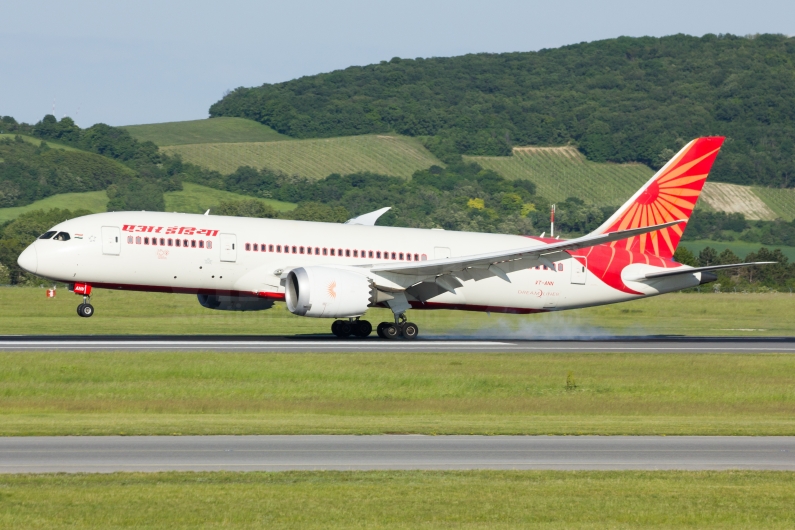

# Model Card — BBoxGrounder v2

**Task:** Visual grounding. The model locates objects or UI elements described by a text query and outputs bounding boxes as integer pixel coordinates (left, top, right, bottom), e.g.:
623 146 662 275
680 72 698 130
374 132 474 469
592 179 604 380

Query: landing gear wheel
353 320 372 338
376 322 389 339
78 303 94 318
401 322 419 340
77 303 85 317
383 323 401 340
331 320 352 338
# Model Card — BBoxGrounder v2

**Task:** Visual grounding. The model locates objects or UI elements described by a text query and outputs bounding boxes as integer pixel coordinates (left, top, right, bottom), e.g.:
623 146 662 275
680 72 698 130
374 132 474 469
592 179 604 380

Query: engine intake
285 266 374 318
197 294 275 311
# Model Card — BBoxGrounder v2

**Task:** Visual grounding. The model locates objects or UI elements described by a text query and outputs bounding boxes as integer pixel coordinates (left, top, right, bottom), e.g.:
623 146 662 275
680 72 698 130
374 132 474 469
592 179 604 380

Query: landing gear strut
331 318 372 338
376 313 419 340
72 283 94 318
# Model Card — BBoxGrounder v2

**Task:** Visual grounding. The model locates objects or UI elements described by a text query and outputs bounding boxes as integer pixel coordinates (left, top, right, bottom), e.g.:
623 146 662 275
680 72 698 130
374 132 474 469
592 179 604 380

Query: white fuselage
19 211 702 315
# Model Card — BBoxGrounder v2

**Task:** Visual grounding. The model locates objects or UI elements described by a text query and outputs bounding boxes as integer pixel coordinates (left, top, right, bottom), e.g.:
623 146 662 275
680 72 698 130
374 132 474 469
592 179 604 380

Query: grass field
753 186 795 222
0 288 791 337
701 182 778 220
679 240 795 262
2 471 793 528
164 182 296 213
162 134 443 179
467 146 653 206
1 349 795 436
0 191 109 223
122 117 290 146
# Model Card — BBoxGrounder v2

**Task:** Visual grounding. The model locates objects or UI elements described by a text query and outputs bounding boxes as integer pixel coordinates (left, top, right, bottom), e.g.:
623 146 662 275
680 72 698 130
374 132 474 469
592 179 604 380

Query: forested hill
210 34 795 188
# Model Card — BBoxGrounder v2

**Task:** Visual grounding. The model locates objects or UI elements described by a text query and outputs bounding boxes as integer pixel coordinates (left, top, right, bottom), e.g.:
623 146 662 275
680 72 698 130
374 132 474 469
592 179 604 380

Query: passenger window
292 246 297 254
421 254 427 261
167 239 173 246
144 237 150 245
160 238 165 245
414 254 419 261
199 240 204 248
353 250 357 257
391 252 396 260
300 246 305 254
183 239 189 247
345 249 351 257
368 251 373 258
323 248 328 256
376 251 381 259
175 239 180 247
127 236 133 244
269 244 274 252
558 263 563 271
338 248 343 256
331 248 335 256
53 232 71 241
245 243 251 251
399 253 404 260
253 244 258 251
207 241 212 249
315 247 320 255
39 231 56 240
152 238 157 246
276 245 281 252
406 254 412 261
136 236 142 244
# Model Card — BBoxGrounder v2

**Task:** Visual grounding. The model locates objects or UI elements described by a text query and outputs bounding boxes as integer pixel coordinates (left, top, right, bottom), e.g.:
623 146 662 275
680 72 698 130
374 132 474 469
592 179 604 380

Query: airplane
17 136 773 339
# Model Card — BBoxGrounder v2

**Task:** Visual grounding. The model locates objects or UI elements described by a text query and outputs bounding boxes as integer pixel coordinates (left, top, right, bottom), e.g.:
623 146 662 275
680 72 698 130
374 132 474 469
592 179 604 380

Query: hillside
123 117 289 146
162 134 442 179
210 33 795 188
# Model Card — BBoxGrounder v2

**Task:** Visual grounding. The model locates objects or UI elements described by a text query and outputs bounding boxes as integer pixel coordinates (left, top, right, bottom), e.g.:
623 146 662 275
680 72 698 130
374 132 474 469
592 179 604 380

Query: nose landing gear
71 282 95 318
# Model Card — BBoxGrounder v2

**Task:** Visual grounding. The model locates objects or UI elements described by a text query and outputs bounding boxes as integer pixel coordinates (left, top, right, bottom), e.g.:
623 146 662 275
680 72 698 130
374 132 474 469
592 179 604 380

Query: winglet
344 207 391 226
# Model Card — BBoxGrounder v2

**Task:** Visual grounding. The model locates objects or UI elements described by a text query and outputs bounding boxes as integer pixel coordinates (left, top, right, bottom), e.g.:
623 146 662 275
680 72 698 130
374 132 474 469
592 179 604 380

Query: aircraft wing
368 220 685 283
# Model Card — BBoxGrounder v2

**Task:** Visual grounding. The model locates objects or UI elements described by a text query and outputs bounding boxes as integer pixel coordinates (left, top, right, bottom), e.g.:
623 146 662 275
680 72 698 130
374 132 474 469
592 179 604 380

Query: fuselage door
220 233 237 262
571 257 587 285
434 247 451 259
101 226 121 255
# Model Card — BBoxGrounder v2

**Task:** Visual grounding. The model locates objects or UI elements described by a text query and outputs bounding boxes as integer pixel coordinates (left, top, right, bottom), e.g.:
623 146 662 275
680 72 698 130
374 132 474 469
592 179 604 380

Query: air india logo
327 281 337 299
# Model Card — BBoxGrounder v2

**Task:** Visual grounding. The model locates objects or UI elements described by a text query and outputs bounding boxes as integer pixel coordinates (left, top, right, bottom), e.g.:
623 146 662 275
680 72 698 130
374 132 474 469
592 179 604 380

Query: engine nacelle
197 294 275 311
285 266 373 318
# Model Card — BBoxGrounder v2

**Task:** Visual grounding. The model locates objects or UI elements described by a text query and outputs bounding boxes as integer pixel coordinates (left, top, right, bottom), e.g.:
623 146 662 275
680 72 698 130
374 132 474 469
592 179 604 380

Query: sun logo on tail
327 281 337 299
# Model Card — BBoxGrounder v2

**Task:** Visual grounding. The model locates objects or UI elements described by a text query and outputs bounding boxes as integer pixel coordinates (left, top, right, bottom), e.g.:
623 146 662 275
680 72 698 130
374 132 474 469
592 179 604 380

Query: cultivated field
0 133 80 151
162 134 443 179
122 117 289 146
164 182 295 214
701 182 778 220
2 471 793 528
753 186 795 222
467 146 653 206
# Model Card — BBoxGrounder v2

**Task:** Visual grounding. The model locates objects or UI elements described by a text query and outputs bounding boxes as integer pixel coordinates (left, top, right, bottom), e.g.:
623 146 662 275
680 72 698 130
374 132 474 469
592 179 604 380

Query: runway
1 436 793 472
0 335 794 353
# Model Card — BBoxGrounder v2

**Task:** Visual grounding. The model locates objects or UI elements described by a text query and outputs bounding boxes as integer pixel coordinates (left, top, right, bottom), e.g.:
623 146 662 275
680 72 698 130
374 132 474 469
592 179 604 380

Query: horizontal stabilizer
627 262 776 282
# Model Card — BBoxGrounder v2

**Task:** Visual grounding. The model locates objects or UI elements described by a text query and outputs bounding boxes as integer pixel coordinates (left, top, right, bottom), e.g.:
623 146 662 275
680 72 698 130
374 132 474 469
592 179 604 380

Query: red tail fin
592 137 725 259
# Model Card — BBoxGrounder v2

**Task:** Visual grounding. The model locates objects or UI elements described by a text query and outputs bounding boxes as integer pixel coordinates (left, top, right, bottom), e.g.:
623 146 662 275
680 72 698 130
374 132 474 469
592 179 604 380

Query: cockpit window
52 232 71 241
38 231 57 240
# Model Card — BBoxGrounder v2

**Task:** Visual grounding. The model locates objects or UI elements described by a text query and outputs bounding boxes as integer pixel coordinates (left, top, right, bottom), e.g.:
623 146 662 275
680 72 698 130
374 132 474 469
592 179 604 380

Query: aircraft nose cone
17 244 37 274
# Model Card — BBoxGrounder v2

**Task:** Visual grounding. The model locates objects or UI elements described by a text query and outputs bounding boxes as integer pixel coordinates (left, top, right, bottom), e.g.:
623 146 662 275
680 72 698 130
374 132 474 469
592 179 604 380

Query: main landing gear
329 314 419 340
331 318 373 338
376 313 419 341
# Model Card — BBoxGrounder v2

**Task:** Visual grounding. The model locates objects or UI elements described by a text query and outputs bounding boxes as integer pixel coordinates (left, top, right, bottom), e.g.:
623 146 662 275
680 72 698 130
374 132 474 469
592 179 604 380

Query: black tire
79 304 94 318
331 320 344 336
383 324 401 340
402 322 419 340
376 322 388 339
353 320 372 338
77 303 86 317
334 320 352 338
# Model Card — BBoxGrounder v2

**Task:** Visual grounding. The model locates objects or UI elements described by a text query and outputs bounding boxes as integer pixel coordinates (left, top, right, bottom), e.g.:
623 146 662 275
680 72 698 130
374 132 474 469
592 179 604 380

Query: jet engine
197 294 275 311
285 266 374 318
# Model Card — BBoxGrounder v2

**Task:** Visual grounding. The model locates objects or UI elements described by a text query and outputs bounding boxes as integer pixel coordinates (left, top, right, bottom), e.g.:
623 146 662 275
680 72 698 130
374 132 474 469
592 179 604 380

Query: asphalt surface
1 436 793 472
0 335 794 353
